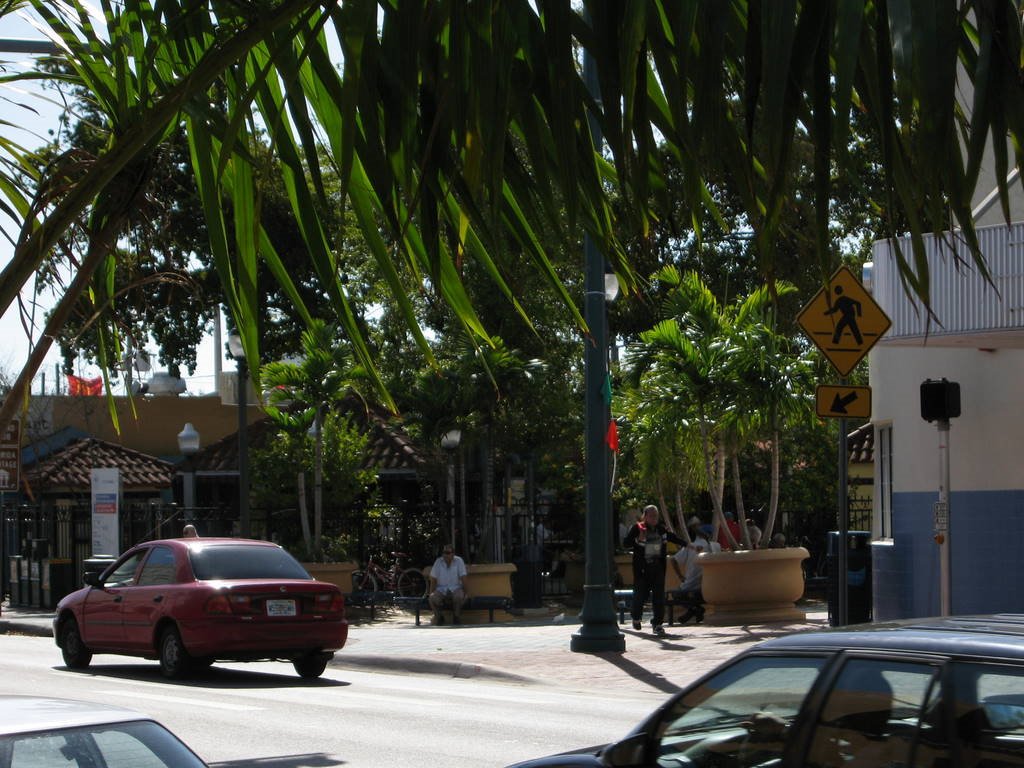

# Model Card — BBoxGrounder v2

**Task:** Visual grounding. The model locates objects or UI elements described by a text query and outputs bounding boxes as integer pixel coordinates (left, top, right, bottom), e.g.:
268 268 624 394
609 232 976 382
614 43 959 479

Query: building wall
22 394 261 459
869 325 1024 618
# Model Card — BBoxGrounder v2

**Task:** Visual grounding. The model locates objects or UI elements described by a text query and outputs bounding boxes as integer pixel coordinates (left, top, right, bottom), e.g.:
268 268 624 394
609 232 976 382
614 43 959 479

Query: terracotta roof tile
190 404 422 475
25 437 175 490
847 423 874 464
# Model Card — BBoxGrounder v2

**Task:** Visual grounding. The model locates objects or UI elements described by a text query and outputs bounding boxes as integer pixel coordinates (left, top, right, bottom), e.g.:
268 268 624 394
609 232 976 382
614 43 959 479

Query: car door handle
152 595 163 603
113 596 123 603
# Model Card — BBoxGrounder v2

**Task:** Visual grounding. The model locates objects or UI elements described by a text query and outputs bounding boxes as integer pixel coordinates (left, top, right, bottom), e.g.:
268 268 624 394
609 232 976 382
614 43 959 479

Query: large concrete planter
699 547 810 625
303 561 359 594
615 554 633 588
465 563 516 598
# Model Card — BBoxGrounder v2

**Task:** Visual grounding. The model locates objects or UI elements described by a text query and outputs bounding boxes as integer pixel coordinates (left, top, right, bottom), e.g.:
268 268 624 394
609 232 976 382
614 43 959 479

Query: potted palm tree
622 270 814 624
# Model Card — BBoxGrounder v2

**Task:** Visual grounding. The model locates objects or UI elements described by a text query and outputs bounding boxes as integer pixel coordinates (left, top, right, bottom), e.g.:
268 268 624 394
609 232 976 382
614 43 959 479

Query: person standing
428 545 468 625
624 505 684 635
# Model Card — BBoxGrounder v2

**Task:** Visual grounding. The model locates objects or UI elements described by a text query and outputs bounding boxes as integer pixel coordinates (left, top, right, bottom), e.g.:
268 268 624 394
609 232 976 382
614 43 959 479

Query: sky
0 12 225 397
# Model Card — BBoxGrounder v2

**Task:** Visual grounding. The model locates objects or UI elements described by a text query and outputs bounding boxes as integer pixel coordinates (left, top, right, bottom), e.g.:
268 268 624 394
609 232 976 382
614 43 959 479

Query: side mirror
83 571 102 587
600 732 648 767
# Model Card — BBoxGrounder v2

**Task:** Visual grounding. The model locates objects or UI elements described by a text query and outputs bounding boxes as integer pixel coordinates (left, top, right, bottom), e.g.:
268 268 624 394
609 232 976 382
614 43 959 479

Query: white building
869 219 1024 618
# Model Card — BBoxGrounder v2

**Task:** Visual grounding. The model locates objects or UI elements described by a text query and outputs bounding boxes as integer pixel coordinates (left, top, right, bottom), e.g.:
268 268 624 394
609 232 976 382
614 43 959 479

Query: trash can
8 554 24 606
827 531 872 626
513 543 544 609
42 559 74 610
83 555 117 584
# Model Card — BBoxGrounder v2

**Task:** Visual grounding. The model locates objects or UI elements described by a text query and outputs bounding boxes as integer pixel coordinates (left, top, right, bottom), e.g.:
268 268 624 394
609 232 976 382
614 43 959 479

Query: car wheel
293 652 332 679
59 618 93 669
159 627 193 679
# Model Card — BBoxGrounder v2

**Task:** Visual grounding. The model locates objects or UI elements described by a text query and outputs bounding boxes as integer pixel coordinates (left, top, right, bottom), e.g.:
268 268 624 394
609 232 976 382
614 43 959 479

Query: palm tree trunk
313 405 323 556
297 470 313 557
763 429 782 542
731 452 751 548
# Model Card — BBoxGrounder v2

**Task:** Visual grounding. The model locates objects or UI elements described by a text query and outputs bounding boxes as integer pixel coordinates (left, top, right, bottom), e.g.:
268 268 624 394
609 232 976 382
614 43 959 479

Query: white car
0 695 208 767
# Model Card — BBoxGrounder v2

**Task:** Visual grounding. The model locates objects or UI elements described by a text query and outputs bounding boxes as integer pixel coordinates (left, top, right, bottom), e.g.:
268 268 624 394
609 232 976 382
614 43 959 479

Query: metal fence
1 499 578 609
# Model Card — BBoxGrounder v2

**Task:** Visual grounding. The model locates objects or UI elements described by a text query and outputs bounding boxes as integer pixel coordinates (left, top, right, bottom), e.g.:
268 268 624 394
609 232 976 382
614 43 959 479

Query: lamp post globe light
176 422 200 518
228 334 250 538
441 429 462 549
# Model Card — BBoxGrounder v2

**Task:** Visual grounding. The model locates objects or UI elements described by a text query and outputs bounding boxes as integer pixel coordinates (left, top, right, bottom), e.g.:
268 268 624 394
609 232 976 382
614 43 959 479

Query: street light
571 32 625 653
441 429 462 552
228 334 250 538
176 423 200 519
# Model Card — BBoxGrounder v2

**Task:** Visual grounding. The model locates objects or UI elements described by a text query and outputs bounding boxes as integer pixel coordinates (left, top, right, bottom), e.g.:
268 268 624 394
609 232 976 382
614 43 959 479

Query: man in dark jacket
623 504 685 635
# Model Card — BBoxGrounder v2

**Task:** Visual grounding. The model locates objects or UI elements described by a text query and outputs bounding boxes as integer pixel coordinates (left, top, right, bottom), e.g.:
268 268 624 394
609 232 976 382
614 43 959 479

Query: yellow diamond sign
798 266 891 376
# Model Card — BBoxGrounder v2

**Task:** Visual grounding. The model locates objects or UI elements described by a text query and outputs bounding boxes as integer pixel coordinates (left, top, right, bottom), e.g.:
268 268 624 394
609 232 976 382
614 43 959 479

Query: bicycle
352 552 427 597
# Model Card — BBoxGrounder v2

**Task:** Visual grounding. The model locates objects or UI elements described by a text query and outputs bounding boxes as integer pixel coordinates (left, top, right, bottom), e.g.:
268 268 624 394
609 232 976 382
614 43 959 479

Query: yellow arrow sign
816 384 872 419
798 265 891 376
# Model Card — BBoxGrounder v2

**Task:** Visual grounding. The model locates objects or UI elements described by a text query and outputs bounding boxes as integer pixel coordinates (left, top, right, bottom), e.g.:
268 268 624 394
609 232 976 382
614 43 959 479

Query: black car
508 615 1024 767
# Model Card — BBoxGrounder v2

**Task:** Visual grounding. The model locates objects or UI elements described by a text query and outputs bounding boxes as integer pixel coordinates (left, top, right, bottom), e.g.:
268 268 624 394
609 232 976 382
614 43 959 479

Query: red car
53 537 348 679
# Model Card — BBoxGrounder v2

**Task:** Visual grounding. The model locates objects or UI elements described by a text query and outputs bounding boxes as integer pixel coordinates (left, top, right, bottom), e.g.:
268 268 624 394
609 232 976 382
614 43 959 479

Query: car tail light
205 594 257 615
205 594 232 614
314 593 344 612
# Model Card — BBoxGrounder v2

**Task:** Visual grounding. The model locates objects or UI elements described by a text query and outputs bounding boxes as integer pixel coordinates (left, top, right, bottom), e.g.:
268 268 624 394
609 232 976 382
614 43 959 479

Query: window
137 546 177 586
950 661 1024 767
806 658 943 768
653 655 827 767
188 544 310 580
4 722 205 768
103 552 147 588
877 424 893 538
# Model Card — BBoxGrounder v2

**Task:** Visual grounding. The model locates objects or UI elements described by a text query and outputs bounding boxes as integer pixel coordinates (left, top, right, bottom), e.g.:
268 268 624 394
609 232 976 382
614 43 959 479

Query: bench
395 595 514 625
614 588 704 625
345 590 394 620
614 589 634 623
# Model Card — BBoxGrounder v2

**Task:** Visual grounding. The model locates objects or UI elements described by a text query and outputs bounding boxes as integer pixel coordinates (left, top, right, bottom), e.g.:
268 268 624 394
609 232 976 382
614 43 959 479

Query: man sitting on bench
670 522 718 624
428 545 468 625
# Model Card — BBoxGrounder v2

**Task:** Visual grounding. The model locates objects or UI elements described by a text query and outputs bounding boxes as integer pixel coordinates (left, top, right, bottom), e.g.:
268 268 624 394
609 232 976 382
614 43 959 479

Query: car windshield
0 720 207 768
188 545 311 581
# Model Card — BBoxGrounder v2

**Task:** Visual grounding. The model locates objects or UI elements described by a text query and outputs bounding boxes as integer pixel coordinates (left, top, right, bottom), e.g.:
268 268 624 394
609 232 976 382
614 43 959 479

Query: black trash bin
83 555 117 584
8 554 24 606
42 559 74 610
513 543 544 609
827 531 872 626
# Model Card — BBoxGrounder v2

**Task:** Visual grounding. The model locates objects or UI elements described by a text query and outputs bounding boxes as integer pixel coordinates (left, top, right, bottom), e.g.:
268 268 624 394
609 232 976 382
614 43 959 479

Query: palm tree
625 270 815 547
263 320 370 557
0 1 1020 430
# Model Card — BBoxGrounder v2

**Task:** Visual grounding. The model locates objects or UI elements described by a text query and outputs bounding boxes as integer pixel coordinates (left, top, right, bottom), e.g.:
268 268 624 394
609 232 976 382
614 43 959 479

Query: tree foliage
2 1 1021 430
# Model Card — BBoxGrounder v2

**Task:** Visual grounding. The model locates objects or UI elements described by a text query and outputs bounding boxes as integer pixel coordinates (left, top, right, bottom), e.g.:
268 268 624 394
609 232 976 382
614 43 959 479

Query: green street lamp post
571 39 625 653
228 334 250 538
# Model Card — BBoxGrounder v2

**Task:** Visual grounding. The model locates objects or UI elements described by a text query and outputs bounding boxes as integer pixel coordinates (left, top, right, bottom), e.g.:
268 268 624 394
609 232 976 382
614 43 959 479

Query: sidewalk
1 599 830 696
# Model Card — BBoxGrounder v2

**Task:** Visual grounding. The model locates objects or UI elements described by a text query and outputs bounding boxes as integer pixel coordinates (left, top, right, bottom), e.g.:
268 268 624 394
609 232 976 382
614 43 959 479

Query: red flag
67 375 102 396
605 420 619 453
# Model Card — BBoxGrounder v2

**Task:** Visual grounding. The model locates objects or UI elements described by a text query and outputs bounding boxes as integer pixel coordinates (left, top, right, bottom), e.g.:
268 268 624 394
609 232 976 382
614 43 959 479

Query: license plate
265 599 296 617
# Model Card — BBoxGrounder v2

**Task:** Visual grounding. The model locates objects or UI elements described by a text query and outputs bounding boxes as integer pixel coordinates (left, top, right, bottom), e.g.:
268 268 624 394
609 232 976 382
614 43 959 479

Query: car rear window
188 545 311 581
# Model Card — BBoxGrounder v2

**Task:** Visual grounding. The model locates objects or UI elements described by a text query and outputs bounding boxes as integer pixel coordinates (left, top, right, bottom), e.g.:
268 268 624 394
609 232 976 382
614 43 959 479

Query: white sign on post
90 468 121 556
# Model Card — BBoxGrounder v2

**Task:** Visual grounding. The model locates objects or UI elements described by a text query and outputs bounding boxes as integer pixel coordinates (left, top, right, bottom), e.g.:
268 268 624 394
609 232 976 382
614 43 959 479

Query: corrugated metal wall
872 223 1024 339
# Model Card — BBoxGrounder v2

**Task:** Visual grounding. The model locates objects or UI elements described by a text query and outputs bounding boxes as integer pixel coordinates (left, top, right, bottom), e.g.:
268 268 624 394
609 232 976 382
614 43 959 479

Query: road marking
95 689 261 711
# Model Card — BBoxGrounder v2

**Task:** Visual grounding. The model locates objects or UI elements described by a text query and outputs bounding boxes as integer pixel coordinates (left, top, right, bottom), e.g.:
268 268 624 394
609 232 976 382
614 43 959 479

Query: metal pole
459 446 468 558
183 471 196 518
447 452 456 547
237 357 250 537
938 419 952 615
571 31 625 653
836 414 849 626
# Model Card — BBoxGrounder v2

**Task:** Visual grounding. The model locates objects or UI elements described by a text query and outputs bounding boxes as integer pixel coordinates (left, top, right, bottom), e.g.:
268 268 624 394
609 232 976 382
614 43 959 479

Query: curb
0 619 53 638
329 653 537 684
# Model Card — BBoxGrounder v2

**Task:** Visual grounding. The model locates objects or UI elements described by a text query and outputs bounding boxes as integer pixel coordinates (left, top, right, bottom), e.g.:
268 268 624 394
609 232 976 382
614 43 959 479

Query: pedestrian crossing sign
798 266 891 376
